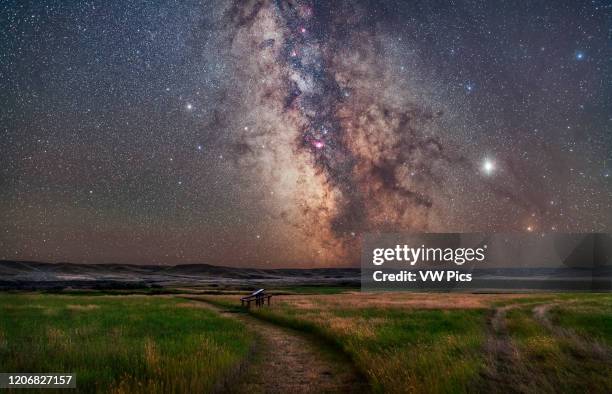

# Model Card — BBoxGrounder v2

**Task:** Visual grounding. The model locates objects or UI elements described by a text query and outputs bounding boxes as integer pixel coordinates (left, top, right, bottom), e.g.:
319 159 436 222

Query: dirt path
532 303 558 331
481 304 525 393
185 299 369 394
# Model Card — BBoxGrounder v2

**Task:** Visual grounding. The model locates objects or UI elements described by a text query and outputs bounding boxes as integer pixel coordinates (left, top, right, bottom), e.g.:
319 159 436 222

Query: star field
1 0 611 267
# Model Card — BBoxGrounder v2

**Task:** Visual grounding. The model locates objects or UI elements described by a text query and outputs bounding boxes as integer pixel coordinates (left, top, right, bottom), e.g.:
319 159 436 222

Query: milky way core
1 0 610 266
224 1 533 263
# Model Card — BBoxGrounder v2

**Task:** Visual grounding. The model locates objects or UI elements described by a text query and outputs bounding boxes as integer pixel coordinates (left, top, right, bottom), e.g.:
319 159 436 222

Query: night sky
1 0 611 267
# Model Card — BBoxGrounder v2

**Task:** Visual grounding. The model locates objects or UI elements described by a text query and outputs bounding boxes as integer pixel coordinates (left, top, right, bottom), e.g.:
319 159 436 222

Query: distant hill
2 260 610 291
0 260 360 290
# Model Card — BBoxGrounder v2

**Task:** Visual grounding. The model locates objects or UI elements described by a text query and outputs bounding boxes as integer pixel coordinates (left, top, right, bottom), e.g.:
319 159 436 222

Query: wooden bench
241 288 272 308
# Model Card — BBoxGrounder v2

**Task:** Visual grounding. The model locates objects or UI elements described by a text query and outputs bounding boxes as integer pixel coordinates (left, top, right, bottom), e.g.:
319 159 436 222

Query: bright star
481 158 496 175
186 103 193 110
575 51 585 60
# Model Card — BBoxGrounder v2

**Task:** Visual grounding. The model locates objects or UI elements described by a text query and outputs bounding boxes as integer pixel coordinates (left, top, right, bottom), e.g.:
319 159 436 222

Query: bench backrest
241 288 266 301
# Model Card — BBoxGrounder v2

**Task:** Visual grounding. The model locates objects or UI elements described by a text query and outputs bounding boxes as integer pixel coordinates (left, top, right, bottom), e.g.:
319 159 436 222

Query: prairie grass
549 296 612 346
0 293 253 393
203 292 612 394
3 291 610 393
204 293 491 393
506 301 612 393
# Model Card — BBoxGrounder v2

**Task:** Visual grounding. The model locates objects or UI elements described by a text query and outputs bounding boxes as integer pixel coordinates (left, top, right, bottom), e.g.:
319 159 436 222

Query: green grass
202 292 612 394
3 291 611 393
203 295 487 394
504 297 612 394
549 296 612 346
0 293 253 393
42 288 183 296
333 308 487 394
272 285 359 294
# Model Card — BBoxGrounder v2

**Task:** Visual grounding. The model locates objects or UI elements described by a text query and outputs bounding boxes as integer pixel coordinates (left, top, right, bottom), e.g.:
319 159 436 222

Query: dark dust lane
182 298 368 394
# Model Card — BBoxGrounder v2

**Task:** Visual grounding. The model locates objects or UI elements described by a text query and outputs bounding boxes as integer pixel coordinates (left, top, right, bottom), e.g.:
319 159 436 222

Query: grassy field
203 292 612 394
500 294 612 393
549 296 612 346
0 293 253 393
1 291 611 393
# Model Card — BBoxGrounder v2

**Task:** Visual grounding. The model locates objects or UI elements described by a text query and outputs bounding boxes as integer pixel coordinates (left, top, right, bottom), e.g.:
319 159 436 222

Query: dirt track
532 303 611 360
188 299 368 394
482 304 525 393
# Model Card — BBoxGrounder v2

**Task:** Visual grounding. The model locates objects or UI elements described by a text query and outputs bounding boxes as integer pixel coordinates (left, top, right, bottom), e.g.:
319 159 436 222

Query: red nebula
313 140 325 149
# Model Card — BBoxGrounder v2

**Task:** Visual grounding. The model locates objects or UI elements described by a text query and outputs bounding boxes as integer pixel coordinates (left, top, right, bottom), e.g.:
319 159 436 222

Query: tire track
481 304 526 393
532 303 612 361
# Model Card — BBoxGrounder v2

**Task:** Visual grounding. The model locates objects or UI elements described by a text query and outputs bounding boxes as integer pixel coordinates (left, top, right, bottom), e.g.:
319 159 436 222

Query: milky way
1 0 611 266
224 0 475 262
220 0 609 264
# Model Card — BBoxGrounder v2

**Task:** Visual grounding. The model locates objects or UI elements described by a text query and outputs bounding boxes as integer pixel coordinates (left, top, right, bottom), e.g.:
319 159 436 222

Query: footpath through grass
202 292 612 394
0 293 253 393
503 294 612 393
202 293 490 393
